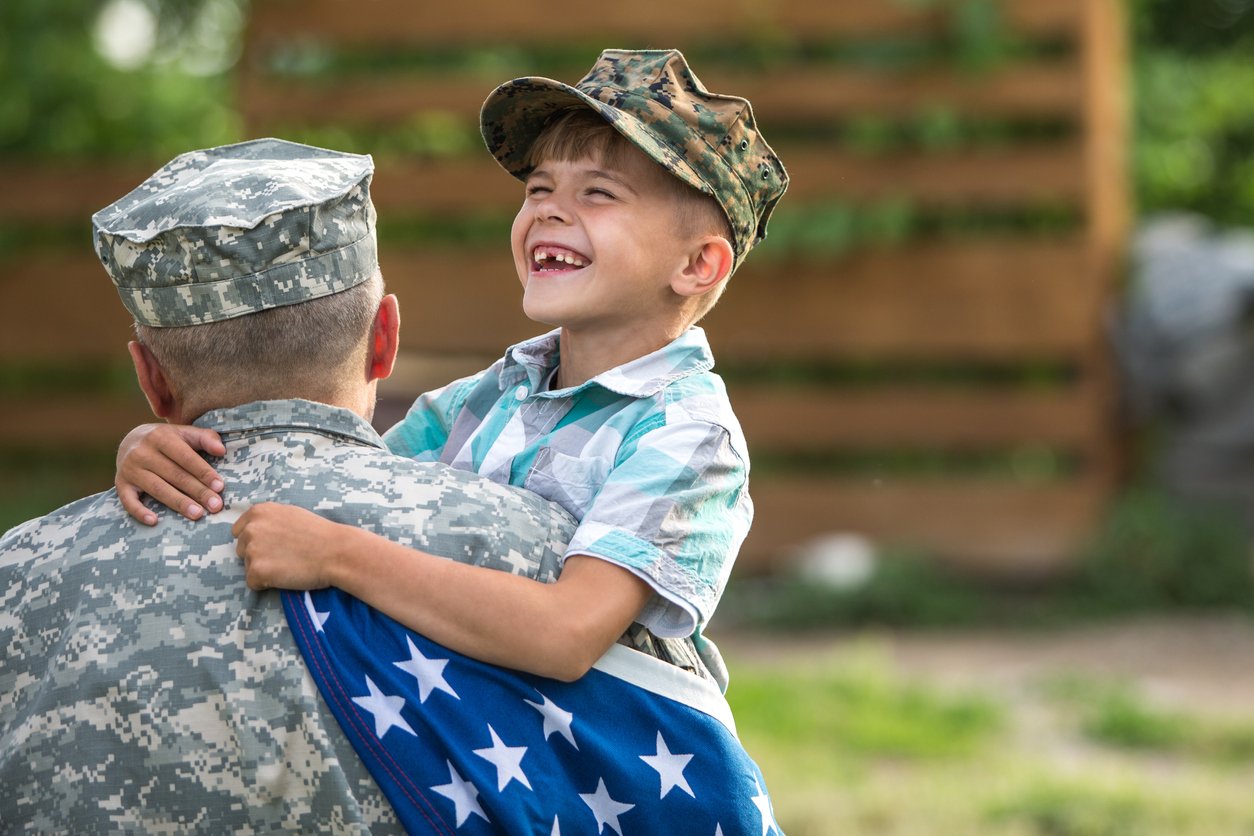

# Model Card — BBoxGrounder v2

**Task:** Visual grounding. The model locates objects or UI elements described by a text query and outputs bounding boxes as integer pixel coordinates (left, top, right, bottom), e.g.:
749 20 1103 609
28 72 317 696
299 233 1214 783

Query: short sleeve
564 418 752 638
383 374 481 461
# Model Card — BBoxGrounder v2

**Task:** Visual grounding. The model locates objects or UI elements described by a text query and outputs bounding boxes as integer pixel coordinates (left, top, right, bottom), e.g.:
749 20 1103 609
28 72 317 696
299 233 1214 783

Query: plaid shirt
384 328 751 684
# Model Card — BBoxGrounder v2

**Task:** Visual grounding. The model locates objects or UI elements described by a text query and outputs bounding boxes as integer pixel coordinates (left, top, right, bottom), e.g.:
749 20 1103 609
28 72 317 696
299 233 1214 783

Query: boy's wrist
321 526 356 591
323 522 367 591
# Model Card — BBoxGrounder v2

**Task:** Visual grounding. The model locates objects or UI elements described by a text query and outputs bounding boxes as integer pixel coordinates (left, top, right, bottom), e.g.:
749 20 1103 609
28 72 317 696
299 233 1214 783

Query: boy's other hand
232 503 338 591
116 423 227 525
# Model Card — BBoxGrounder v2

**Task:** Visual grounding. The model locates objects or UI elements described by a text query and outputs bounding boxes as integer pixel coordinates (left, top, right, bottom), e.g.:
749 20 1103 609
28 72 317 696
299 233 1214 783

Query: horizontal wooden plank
739 474 1112 576
379 352 497 402
0 164 156 223
707 239 1107 361
731 383 1111 451
246 0 1085 45
730 63 1085 124
0 142 1088 224
0 253 138 362
0 392 152 449
239 61 1085 130
2 238 1108 362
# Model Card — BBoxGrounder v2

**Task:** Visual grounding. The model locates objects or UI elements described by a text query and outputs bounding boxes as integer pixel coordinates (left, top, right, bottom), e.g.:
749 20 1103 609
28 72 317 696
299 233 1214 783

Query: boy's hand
232 503 340 591
116 423 227 525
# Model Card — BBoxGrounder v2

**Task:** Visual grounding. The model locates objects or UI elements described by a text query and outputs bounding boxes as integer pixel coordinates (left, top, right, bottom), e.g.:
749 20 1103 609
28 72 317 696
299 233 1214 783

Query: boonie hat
92 138 377 327
480 49 788 271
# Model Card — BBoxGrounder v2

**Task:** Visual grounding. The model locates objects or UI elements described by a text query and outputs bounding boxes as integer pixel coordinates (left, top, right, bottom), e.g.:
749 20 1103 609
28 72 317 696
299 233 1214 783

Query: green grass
728 645 1002 762
726 643 1254 835
1044 674 1254 765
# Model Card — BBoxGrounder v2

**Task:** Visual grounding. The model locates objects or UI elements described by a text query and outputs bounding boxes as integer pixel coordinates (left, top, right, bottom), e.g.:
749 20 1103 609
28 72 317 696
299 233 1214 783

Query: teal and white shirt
384 327 751 677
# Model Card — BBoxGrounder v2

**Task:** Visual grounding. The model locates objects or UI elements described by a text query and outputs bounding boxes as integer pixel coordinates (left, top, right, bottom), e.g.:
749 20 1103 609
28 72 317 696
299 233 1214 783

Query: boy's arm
116 423 226 524
563 417 751 639
233 502 649 681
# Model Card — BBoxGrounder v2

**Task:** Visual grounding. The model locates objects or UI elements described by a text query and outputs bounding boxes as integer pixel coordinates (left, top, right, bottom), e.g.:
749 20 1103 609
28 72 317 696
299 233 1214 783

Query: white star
473 724 532 792
751 779 778 835
639 732 695 798
393 636 459 702
303 590 330 632
525 692 577 749
431 760 488 827
579 778 634 835
351 676 415 739
715 827 724 836
551 816 561 835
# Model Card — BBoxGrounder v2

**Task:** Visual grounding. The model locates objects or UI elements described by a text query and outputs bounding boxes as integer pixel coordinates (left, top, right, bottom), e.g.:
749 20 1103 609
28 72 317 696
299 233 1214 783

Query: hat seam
119 231 376 326
94 173 374 245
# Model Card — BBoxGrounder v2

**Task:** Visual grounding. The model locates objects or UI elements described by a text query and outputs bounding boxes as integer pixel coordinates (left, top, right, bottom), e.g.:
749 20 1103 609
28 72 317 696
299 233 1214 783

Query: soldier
0 138 580 831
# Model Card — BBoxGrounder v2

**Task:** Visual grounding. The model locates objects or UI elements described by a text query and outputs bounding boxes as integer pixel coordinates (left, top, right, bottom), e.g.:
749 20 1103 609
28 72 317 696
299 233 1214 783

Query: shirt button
515 386 528 401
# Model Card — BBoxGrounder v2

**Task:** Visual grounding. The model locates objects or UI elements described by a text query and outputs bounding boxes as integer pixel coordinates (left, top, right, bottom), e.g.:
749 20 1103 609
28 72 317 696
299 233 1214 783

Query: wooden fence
0 0 1128 576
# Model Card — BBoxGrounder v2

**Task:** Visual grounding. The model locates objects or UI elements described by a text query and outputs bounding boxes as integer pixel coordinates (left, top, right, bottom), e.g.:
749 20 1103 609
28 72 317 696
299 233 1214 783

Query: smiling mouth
531 245 590 272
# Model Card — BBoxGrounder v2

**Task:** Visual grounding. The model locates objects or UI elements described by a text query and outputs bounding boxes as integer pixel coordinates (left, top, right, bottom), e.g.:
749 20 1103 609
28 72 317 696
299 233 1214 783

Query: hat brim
480 78 715 201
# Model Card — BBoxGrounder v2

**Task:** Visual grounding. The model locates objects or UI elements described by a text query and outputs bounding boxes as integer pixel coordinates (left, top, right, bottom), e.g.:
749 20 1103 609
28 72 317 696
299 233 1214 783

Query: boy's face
510 144 695 342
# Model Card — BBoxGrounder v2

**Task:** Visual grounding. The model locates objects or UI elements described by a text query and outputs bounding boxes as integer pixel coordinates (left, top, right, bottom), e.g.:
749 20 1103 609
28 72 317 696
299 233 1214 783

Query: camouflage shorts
617 623 713 683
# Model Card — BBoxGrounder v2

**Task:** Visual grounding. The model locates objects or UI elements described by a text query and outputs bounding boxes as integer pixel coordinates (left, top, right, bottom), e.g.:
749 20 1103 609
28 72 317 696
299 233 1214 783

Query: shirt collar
498 327 715 398
193 399 388 450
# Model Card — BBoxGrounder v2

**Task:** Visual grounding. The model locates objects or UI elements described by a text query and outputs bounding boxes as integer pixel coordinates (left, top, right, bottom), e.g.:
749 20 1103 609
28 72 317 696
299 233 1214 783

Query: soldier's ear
128 341 178 420
367 294 400 382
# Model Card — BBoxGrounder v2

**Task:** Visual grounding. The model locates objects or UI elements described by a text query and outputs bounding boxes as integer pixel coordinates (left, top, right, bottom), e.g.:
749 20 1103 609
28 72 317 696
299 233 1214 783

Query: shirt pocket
524 448 611 519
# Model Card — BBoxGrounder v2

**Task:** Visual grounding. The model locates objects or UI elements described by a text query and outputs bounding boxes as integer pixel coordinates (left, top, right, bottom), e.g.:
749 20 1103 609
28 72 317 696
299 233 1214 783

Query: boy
118 49 788 689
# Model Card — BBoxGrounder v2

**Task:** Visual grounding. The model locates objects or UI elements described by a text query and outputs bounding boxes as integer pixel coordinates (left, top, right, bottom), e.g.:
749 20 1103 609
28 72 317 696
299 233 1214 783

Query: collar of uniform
193 398 388 450
498 327 715 399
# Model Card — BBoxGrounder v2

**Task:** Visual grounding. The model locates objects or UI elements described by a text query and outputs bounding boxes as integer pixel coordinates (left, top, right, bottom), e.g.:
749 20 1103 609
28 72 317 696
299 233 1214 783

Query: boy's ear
673 236 735 298
128 340 178 420
367 293 401 382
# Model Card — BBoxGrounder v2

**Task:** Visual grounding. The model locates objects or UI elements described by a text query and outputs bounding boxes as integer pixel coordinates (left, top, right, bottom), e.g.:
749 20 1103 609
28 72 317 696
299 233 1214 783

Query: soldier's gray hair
135 271 385 413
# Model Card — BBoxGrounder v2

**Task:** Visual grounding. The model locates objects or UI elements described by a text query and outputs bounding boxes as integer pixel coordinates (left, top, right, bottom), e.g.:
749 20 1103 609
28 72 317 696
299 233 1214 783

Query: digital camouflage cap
92 138 377 327
480 49 788 271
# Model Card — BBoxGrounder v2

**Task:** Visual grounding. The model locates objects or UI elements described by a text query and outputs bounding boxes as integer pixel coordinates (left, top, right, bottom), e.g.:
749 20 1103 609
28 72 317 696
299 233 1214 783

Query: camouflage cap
480 49 788 271
92 138 377 327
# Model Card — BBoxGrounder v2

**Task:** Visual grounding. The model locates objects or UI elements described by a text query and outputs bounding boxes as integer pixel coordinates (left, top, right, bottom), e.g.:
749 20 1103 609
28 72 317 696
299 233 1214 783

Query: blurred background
5 0 1254 832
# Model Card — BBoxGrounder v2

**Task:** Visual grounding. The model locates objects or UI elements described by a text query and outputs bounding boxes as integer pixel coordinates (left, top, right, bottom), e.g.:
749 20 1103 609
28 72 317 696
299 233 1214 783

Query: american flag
283 589 781 835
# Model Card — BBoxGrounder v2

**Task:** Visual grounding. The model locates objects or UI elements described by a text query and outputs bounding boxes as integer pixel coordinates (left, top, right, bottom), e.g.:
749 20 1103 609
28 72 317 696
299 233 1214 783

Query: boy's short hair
526 107 734 246
481 49 788 274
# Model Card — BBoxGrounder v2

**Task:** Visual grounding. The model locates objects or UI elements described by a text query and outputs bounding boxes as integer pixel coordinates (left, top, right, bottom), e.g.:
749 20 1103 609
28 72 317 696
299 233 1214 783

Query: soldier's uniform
0 400 576 832
0 140 583 832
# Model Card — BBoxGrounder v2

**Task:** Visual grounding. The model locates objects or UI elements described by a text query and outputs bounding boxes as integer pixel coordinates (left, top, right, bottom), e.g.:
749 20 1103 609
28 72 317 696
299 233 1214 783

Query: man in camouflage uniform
0 139 577 831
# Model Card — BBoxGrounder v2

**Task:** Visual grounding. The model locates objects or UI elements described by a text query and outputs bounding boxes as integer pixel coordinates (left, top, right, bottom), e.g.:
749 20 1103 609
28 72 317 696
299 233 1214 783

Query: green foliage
757 198 1078 262
723 551 988 630
1131 0 1254 54
0 0 242 159
1134 50 1254 225
1073 487 1254 611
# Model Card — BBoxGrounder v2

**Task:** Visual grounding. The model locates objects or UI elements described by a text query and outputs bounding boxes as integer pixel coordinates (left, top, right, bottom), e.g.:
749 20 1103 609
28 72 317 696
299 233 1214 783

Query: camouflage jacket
0 399 577 833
